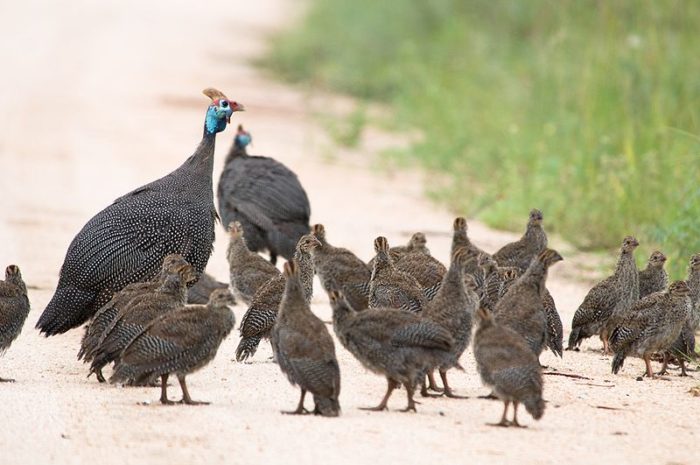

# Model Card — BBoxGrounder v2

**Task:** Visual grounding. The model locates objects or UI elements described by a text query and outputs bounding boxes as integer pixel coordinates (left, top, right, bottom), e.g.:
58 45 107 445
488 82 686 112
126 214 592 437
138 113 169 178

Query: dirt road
0 1 697 464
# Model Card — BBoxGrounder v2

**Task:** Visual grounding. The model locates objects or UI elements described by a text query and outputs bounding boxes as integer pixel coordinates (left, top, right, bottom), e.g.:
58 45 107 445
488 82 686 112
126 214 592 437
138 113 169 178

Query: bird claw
180 399 210 405
0 377 16 383
282 408 310 415
399 405 417 413
359 405 388 412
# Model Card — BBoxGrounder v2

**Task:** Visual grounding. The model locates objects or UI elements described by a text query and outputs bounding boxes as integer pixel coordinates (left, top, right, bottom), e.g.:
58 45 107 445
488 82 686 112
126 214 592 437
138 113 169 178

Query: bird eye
221 100 229 108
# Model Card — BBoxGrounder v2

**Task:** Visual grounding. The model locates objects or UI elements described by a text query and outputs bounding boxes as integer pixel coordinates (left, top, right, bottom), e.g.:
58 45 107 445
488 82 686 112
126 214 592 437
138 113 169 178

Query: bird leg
489 401 510 427
427 371 443 392
679 359 691 377
643 354 656 379
600 330 610 355
360 378 398 411
269 252 278 265
95 369 106 384
420 373 442 398
283 389 309 415
439 370 468 399
511 402 525 428
399 382 418 413
160 374 175 405
177 375 210 405
0 376 16 383
657 353 670 376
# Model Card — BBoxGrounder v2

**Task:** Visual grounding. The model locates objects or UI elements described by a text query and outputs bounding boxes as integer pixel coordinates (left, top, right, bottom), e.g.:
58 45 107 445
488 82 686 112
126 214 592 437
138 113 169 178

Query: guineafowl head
234 125 252 149
668 280 691 298
208 288 236 307
621 236 640 253
5 264 21 281
528 209 544 227
647 251 667 268
689 253 700 271
408 232 427 251
203 88 244 135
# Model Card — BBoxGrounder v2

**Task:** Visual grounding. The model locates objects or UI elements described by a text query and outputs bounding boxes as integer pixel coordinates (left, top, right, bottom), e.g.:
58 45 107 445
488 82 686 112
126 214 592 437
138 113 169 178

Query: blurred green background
262 0 700 278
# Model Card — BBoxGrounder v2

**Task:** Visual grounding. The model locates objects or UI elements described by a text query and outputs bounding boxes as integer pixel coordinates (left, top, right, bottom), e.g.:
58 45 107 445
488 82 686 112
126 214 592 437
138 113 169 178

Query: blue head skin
235 125 252 149
205 98 244 134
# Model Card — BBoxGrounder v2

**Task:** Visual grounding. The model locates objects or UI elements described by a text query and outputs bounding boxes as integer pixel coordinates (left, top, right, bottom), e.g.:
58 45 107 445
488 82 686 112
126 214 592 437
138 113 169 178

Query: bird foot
159 398 176 406
0 377 16 383
656 369 669 376
443 389 469 399
420 388 443 398
282 407 310 415
488 420 511 428
180 399 210 405
359 405 388 412
478 393 498 400
399 404 417 413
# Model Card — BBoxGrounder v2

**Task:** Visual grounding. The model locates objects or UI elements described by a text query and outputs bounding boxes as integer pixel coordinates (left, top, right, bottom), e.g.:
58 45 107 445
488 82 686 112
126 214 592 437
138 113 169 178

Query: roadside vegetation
262 0 700 277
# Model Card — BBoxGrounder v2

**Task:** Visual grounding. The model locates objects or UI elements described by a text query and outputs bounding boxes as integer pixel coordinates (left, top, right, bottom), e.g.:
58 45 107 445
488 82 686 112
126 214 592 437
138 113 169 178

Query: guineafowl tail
109 362 138 385
566 327 582 350
523 396 545 420
611 352 626 374
235 335 262 362
549 340 563 358
37 286 99 336
313 395 341 417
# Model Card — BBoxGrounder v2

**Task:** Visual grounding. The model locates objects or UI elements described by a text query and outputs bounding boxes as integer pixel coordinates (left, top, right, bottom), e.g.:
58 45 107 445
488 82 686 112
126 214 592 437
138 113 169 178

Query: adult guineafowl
37 88 243 336
217 125 311 265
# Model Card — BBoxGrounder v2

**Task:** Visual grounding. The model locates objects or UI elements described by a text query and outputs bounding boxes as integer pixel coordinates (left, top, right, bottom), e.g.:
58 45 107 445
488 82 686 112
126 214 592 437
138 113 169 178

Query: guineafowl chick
217 125 311 265
0 265 31 382
395 241 447 301
494 265 563 358
568 236 640 353
422 248 479 397
78 254 192 382
110 289 235 404
610 281 691 378
493 249 563 358
226 221 281 305
451 217 490 277
473 306 545 427
492 209 548 272
271 261 341 416
38 89 242 336
235 234 320 362
329 291 453 412
477 254 519 311
367 232 430 270
369 236 427 313
187 272 230 305
662 255 700 375
89 263 197 381
638 251 668 299
310 224 371 311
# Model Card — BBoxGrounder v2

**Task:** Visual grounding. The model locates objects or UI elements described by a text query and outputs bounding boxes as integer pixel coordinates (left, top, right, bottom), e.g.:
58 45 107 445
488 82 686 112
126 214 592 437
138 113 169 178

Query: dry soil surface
0 1 697 465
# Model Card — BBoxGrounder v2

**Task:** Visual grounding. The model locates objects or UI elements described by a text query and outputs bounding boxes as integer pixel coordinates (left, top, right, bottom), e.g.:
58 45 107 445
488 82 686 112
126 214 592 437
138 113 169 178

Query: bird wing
390 320 452 350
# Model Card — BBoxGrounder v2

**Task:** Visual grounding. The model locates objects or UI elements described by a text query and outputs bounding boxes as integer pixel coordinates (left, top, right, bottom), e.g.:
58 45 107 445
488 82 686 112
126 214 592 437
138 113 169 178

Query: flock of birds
1 88 698 427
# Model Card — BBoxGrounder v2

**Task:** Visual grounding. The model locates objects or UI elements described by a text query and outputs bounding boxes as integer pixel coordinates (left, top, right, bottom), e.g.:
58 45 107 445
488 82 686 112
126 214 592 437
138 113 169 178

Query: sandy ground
0 1 698 464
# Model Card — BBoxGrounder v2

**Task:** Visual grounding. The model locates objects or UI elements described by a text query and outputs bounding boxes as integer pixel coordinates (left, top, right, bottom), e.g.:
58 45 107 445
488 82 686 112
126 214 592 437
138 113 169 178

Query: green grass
261 0 700 278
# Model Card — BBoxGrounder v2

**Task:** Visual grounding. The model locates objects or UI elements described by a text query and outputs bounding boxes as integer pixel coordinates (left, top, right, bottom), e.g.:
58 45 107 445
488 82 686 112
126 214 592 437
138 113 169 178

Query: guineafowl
0 265 31 382
187 272 230 305
89 263 196 381
226 221 280 306
568 236 640 353
37 88 243 336
493 249 563 359
394 238 447 301
368 237 427 313
78 254 193 382
110 289 235 404
422 248 479 398
638 251 668 299
271 261 341 416
473 306 545 427
217 125 311 265
367 232 429 270
235 235 320 362
329 291 453 412
493 209 548 272
610 281 690 378
310 224 371 311
451 217 490 277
